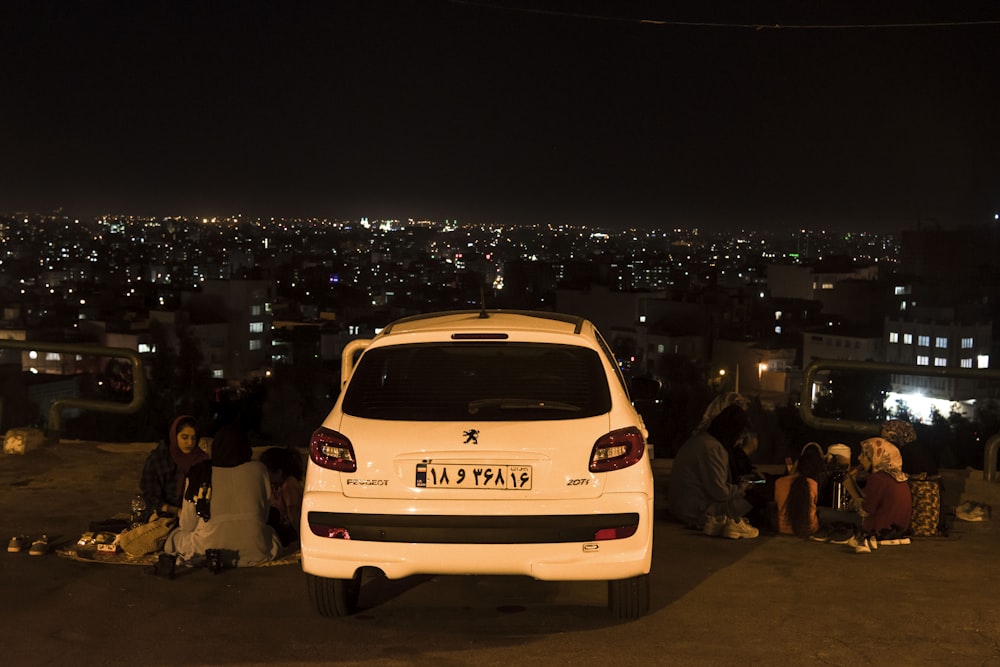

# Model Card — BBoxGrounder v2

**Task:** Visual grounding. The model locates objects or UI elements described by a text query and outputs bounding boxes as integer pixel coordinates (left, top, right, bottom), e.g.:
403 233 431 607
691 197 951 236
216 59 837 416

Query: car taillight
309 427 357 472
593 525 639 541
589 427 645 472
308 523 352 540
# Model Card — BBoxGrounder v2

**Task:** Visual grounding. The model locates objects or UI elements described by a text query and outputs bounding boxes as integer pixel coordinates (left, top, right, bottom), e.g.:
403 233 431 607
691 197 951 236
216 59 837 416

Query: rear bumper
306 510 640 543
300 493 653 580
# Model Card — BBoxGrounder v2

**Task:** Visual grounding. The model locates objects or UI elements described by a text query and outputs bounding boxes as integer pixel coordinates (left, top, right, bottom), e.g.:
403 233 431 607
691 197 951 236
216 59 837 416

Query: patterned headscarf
860 437 907 482
881 419 916 447
694 392 750 434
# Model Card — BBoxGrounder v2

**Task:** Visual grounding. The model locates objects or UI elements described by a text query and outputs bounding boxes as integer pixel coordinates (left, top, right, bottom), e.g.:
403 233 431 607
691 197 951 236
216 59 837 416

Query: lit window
961 337 973 349
249 339 262 351
935 337 947 349
138 343 151 354
934 357 947 367
250 322 263 334
657 344 664 354
918 335 930 347
978 355 990 369
889 332 899 343
774 325 782 334
46 352 61 361
903 333 913 345
251 305 262 316
212 369 224 379
961 358 973 368
916 355 929 366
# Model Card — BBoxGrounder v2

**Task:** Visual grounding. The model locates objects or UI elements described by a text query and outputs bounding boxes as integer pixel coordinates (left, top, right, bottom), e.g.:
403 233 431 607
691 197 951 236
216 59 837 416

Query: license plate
415 463 532 490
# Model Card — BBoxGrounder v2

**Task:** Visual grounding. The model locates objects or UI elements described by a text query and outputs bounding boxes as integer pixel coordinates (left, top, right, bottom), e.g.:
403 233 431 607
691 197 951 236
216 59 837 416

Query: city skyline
2 1 998 232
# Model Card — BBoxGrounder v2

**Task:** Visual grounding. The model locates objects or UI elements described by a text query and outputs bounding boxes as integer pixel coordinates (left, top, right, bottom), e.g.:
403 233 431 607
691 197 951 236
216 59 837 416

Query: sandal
28 535 49 556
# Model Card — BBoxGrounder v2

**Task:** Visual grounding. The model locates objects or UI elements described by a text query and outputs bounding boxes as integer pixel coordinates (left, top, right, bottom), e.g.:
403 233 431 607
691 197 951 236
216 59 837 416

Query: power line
446 0 1000 30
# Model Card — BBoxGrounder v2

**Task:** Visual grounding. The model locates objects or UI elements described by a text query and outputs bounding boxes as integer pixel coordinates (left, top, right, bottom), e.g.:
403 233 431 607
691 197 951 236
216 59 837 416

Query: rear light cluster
309 427 358 472
589 427 646 472
593 525 639 541
309 524 351 540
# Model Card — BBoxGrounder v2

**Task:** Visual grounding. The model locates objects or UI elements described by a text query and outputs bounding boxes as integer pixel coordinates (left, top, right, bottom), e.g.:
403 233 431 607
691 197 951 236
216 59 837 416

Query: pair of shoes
955 501 992 522
809 527 832 543
7 535 29 553
28 535 49 556
146 553 177 579
827 526 855 544
847 532 872 553
702 514 726 537
876 527 910 546
722 516 759 539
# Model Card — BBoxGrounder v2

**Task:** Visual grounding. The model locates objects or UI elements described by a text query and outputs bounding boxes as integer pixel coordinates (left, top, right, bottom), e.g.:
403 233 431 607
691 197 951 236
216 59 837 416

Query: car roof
380 310 589 337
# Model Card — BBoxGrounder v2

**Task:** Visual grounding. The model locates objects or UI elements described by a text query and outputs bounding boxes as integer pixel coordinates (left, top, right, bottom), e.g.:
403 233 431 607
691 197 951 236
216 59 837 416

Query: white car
300 310 654 618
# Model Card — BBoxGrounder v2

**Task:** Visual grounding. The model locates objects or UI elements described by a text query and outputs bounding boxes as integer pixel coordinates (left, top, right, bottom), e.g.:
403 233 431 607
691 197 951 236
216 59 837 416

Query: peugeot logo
463 429 479 445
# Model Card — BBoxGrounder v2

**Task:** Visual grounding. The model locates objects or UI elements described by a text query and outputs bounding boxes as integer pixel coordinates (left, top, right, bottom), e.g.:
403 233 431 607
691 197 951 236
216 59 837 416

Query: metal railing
0 339 147 442
798 358 1000 481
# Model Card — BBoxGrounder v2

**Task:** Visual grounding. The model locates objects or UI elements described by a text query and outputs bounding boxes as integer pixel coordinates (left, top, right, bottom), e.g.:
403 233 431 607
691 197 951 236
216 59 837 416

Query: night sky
2 0 998 232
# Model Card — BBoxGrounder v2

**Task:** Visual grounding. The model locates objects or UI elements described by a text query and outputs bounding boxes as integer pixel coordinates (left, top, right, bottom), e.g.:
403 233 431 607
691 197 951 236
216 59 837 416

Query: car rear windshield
341 342 613 421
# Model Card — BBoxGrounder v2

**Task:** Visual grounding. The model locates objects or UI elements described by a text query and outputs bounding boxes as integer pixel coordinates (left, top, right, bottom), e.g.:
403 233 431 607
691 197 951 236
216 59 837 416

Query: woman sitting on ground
843 437 912 539
260 446 305 547
139 415 208 519
164 423 281 567
774 444 825 537
667 392 759 539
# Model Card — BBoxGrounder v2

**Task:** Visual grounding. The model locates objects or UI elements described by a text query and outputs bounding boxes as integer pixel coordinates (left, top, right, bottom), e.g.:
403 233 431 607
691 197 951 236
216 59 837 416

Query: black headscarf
184 424 253 521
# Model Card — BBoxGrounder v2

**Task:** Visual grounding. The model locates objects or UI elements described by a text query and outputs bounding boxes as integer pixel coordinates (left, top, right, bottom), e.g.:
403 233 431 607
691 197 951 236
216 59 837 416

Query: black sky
2 0 998 232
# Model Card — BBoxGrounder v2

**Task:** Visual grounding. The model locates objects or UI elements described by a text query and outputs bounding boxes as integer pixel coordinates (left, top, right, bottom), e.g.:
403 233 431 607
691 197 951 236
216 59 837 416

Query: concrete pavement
1 440 999 666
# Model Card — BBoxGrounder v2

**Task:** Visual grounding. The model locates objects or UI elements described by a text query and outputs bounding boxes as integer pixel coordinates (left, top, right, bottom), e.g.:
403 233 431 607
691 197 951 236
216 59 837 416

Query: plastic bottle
130 492 147 528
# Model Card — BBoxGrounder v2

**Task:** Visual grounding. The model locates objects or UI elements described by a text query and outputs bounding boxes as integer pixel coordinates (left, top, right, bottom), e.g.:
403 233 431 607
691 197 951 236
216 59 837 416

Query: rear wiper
467 398 581 414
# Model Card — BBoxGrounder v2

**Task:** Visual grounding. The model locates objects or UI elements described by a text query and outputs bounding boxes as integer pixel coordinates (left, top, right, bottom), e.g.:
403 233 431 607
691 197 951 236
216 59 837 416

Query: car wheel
608 573 650 619
307 571 363 617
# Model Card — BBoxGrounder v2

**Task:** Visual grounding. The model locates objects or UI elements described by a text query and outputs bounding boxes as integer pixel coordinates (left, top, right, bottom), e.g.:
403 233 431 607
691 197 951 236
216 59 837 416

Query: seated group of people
667 392 918 552
138 414 304 568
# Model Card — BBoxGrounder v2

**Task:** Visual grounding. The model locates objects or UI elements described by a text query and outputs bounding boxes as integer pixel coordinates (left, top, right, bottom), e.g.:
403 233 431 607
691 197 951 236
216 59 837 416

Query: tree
813 370 891 422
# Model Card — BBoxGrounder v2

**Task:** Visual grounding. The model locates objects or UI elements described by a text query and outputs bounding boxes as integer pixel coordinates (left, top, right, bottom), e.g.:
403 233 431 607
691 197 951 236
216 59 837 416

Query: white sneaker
722 516 759 539
702 514 726 537
7 535 28 553
848 533 873 553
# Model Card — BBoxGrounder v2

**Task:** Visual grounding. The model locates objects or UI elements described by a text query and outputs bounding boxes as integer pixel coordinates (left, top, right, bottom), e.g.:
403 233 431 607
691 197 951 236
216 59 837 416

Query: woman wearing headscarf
139 415 209 519
164 423 281 567
851 437 912 537
667 392 759 539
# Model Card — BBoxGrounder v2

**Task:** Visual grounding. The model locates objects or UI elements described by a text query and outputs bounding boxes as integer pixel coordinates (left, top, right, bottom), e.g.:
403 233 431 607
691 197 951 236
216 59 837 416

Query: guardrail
0 339 147 442
798 358 1000 481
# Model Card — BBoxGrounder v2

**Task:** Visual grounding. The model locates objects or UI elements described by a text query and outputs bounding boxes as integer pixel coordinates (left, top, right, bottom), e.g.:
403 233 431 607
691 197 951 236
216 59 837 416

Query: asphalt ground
1 440 999 666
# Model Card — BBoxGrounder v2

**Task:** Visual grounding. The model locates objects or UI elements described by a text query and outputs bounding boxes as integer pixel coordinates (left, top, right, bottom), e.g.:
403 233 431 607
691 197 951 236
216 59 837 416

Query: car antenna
478 285 489 318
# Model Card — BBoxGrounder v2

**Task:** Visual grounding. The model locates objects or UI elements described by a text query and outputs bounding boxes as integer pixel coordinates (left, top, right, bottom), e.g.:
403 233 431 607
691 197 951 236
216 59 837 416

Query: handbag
908 474 942 537
117 515 177 557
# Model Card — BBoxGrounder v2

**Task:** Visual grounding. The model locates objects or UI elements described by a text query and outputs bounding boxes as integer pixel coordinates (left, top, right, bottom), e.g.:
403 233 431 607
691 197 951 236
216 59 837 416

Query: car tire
608 573 650 619
307 571 363 617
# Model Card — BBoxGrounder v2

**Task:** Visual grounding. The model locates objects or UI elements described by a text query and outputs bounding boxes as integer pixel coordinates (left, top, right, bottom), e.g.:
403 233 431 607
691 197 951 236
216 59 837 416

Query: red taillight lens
589 427 646 472
309 524 351 539
593 525 639 541
309 427 357 472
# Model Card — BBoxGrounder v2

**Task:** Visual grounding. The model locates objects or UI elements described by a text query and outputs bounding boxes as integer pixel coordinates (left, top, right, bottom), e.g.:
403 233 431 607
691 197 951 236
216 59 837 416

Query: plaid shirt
139 440 181 515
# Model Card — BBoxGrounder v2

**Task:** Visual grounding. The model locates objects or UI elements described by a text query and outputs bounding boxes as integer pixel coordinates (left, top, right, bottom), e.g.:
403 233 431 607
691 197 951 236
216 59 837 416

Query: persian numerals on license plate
416 462 532 489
